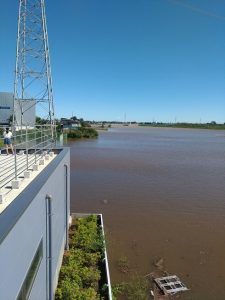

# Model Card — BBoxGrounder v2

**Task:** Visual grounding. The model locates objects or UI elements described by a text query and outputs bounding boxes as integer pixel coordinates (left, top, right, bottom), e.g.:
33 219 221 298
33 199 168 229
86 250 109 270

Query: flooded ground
69 127 225 299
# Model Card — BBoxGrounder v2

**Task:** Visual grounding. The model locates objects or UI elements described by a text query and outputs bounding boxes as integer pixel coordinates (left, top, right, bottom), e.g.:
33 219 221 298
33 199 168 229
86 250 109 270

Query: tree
36 116 47 124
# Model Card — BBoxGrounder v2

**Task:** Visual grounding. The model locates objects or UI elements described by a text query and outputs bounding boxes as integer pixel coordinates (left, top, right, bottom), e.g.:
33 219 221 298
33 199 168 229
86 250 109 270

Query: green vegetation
36 116 48 125
139 122 225 130
67 127 98 139
117 256 130 273
112 256 150 300
112 275 149 300
55 215 106 300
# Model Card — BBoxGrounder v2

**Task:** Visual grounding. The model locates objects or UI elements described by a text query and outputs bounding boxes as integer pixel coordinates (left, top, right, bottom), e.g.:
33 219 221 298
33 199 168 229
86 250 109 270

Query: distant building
60 118 81 130
0 92 36 126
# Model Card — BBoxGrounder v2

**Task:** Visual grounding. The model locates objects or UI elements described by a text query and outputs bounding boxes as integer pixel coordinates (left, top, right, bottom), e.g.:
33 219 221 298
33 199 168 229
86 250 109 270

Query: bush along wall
55 215 108 300
67 127 98 139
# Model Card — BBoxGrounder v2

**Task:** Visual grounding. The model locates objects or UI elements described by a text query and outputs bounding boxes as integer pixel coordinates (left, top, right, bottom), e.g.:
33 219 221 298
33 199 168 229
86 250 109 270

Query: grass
112 275 150 300
112 256 150 300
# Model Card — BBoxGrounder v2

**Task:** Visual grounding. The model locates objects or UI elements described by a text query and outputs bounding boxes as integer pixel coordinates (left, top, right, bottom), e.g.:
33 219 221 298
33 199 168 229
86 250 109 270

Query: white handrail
0 124 56 190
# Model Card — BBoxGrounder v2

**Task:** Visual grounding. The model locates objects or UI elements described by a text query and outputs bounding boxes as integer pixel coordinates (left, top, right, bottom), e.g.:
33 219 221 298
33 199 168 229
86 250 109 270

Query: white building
0 92 13 125
0 148 70 300
0 92 36 126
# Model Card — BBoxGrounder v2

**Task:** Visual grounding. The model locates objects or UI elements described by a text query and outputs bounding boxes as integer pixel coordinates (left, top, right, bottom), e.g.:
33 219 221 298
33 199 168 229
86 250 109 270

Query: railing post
35 126 37 164
26 125 28 170
41 125 43 152
19 128 22 145
49 125 51 149
14 143 17 180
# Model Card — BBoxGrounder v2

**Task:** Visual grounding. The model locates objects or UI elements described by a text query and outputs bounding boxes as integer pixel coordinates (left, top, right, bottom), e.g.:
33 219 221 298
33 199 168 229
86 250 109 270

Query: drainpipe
46 194 53 300
64 165 69 250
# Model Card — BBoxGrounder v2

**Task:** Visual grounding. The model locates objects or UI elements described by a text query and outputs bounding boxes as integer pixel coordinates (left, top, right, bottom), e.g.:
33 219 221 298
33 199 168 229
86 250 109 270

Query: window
0 106 10 109
17 239 43 300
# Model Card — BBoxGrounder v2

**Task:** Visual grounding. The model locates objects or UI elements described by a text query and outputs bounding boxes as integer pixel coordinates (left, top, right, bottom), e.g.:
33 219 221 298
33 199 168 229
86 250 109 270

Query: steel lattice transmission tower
13 0 55 127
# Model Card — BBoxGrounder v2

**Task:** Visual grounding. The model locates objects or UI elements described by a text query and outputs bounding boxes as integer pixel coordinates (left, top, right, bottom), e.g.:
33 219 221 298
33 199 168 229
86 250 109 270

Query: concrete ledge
33 164 39 171
39 159 45 165
24 171 31 179
0 194 5 204
11 180 20 189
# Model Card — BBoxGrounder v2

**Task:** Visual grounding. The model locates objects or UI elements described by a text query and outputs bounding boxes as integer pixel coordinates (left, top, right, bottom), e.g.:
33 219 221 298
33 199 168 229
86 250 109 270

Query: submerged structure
154 275 188 296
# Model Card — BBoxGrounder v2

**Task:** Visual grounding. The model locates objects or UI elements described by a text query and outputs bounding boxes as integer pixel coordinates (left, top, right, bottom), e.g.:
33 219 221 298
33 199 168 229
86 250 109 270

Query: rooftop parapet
0 124 57 213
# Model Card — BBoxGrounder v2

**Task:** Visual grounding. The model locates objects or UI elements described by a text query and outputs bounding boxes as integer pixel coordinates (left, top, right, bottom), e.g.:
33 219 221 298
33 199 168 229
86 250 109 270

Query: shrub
55 215 104 300
67 130 83 139
67 128 98 139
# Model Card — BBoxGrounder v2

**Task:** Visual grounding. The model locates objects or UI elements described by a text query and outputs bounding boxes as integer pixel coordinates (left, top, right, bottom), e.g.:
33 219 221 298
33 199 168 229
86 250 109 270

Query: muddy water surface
68 127 225 299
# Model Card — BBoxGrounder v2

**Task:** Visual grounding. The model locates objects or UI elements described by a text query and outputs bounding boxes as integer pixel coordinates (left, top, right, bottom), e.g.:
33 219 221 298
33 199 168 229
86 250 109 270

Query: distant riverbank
107 123 225 130
139 123 225 130
96 122 225 130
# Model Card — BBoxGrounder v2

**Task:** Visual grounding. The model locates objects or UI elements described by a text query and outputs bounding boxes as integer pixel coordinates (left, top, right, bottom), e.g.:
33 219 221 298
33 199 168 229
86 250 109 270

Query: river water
68 127 225 299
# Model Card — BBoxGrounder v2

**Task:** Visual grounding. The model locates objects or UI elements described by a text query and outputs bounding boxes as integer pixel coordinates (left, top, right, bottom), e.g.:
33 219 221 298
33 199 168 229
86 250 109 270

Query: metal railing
0 125 56 191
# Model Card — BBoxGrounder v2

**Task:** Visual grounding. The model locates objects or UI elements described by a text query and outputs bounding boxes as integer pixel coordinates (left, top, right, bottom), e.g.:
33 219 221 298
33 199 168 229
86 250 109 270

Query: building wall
0 148 70 300
0 92 36 125
0 92 13 124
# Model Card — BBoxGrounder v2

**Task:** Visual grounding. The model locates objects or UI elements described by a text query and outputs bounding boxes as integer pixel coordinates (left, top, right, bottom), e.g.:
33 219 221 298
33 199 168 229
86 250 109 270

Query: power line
166 0 225 21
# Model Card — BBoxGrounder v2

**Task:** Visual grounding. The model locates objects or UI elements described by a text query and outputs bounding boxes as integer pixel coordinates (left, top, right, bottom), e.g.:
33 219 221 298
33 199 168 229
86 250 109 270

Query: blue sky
1 0 225 122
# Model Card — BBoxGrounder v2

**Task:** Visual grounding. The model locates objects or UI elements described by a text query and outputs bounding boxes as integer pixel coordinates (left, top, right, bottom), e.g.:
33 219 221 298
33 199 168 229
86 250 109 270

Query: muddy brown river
68 127 225 299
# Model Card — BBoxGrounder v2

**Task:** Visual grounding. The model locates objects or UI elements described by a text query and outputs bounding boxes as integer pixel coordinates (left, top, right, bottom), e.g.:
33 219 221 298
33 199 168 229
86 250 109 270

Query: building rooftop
0 151 57 214
0 124 57 215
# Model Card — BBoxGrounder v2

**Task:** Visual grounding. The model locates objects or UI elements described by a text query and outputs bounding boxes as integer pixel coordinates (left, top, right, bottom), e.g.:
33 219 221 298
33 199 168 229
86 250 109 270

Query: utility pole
13 0 55 133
